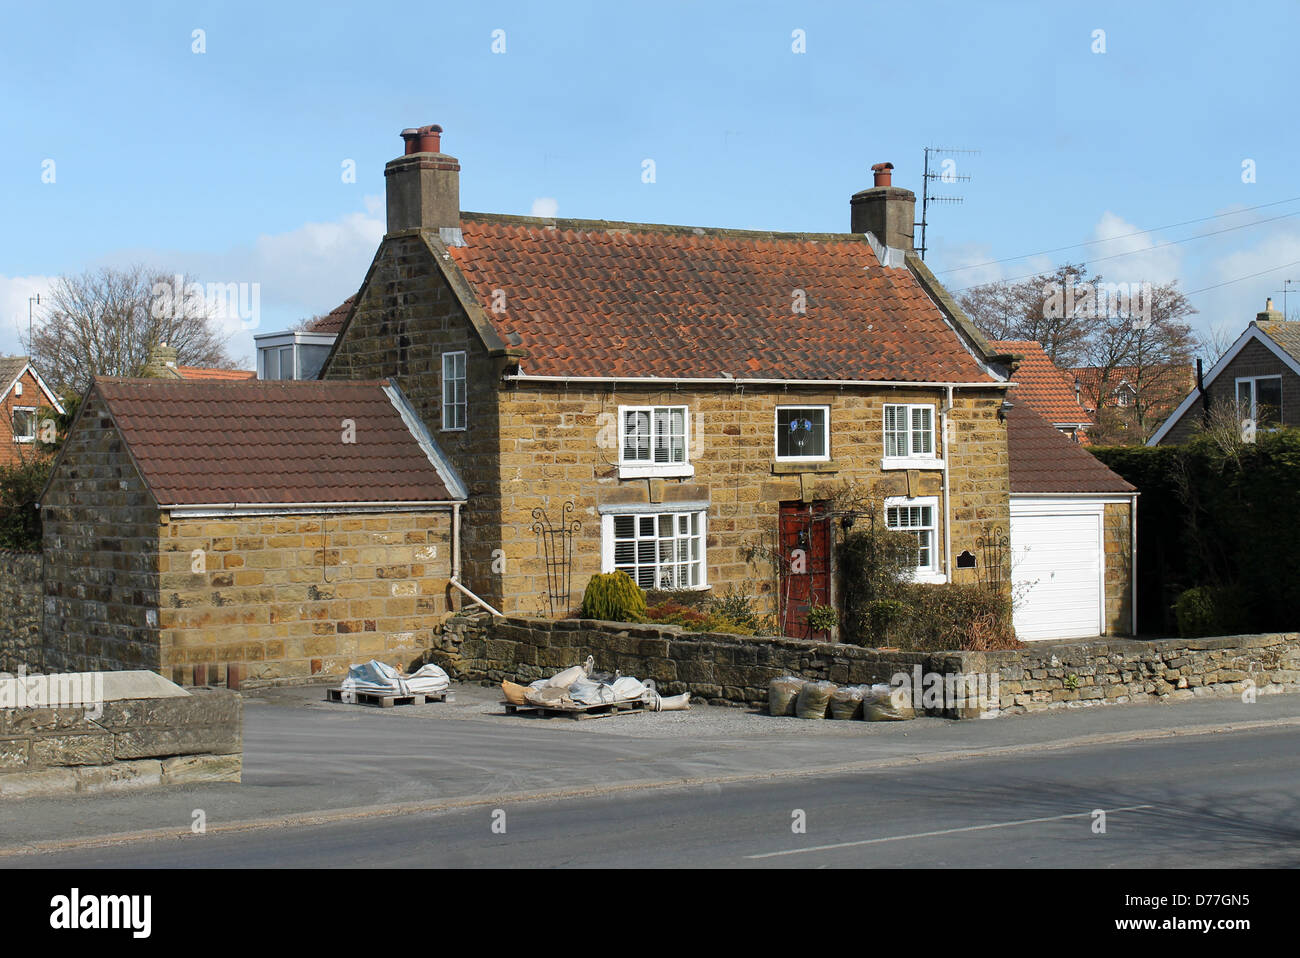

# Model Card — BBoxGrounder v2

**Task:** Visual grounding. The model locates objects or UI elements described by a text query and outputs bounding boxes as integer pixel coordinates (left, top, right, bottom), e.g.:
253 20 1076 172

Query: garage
1005 402 1138 641
1010 501 1104 641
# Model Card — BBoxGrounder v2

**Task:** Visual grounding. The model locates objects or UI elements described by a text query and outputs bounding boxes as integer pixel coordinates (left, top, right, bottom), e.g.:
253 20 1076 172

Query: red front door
779 500 832 639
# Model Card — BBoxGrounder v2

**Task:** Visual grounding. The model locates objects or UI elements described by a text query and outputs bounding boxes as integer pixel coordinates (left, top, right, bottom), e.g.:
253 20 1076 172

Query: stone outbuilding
38 377 467 682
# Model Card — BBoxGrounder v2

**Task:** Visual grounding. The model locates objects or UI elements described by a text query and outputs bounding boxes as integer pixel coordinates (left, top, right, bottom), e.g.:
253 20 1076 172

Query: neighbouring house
316 124 1136 641
0 356 65 465
39 377 465 680
1004 402 1136 639
1149 299 1300 445
141 342 256 382
990 340 1093 441
1072 360 1194 444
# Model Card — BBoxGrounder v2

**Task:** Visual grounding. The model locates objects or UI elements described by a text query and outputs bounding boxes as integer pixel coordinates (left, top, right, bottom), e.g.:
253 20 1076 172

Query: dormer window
617 405 692 478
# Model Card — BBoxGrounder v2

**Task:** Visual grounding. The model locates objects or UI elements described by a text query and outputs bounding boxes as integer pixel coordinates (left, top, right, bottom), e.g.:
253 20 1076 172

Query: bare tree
960 263 1103 368
26 265 240 396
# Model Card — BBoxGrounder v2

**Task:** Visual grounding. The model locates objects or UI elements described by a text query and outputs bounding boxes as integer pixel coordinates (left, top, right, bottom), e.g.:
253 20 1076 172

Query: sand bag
862 684 916 721
768 676 805 716
546 655 596 690
829 684 867 720
525 684 576 708
501 680 529 706
796 680 838 720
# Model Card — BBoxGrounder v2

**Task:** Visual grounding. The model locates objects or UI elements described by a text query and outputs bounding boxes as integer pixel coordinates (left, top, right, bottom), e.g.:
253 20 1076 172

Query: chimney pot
871 162 894 187
851 164 915 253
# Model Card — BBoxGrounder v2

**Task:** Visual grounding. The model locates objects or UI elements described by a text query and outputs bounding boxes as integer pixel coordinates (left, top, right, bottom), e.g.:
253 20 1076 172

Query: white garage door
1009 504 1103 642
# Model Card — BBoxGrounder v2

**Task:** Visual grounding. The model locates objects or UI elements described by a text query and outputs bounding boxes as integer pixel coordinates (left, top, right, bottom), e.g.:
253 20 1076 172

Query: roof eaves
418 230 523 362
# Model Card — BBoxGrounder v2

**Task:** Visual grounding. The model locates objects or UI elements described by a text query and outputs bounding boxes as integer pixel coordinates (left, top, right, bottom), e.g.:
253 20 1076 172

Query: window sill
771 459 837 474
909 572 948 585
881 457 945 471
617 463 694 479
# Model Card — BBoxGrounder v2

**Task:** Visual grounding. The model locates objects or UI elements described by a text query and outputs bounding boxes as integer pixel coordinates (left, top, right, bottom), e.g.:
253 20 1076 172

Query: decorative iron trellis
976 526 1009 593
532 502 580 617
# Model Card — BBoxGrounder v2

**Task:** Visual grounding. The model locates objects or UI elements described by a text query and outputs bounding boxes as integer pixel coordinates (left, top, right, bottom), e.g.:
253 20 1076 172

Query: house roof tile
84 378 459 507
1006 401 1134 494
1256 320 1300 363
309 297 355 334
444 215 999 383
991 340 1092 425
176 366 256 381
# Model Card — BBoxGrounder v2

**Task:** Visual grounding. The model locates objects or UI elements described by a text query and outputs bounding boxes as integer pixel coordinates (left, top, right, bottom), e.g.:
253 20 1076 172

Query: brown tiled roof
992 340 1092 426
1256 320 1300 363
444 215 999 383
1070 364 1194 408
176 366 256 381
82 378 461 507
308 296 355 334
1006 401 1135 494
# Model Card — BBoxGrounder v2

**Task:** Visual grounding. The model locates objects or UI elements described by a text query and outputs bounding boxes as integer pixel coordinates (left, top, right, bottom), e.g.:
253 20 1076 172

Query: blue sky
3 0 1298 364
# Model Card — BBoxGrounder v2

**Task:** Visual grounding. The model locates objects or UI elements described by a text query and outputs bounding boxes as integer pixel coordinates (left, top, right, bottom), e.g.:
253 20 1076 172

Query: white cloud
531 197 559 218
1085 211 1185 286
0 275 57 356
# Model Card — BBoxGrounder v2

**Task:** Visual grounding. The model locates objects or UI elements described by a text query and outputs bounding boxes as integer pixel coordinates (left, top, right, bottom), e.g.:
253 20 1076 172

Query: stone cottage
316 125 1138 639
38 377 466 680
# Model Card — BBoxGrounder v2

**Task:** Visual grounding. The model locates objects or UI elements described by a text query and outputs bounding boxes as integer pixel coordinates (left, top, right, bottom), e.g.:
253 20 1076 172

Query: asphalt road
6 718 1299 868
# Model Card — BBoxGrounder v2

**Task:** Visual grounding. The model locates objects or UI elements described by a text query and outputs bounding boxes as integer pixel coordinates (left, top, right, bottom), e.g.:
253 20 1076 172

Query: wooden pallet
327 687 452 708
502 698 649 720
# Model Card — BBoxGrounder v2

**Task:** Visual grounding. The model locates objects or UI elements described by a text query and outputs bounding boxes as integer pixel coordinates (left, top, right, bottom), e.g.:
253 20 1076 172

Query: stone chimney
143 342 179 378
384 124 461 234
850 162 916 252
1256 297 1284 323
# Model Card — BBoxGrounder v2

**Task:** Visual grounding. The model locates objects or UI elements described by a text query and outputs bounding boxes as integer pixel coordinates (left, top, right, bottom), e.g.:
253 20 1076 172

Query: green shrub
580 571 646 622
857 583 1018 652
806 604 839 634
0 458 51 551
707 584 761 630
838 524 917 640
1173 585 1249 638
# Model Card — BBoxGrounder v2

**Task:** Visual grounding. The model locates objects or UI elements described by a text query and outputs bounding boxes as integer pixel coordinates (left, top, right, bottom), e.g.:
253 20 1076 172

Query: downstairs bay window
601 507 707 590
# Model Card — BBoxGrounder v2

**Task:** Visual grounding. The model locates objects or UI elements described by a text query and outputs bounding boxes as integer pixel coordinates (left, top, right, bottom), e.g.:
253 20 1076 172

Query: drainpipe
942 385 954 580
1130 493 1138 636
448 501 502 617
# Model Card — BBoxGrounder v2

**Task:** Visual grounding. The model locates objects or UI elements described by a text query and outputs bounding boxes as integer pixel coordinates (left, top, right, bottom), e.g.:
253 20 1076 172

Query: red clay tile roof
176 366 256 381
308 296 355 334
1006 401 1134 494
84 378 460 507
991 340 1092 426
1070 364 1194 407
445 215 999 383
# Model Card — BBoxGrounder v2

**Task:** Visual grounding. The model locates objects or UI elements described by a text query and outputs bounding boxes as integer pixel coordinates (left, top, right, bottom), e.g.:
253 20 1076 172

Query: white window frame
881 403 944 470
616 405 693 478
442 351 467 431
773 405 830 462
1235 374 1283 425
11 406 36 443
600 508 708 591
884 495 946 583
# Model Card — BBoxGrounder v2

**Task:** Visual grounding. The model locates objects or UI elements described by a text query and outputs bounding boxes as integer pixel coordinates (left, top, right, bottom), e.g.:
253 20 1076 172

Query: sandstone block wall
158 509 454 680
432 614 1299 718
0 550 42 673
0 687 241 799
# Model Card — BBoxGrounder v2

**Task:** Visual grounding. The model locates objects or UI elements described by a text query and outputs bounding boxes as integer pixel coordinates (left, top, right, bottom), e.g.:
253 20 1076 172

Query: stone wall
158 508 454 681
432 614 1300 718
1103 501 1134 635
0 685 241 799
41 393 162 673
0 550 42 673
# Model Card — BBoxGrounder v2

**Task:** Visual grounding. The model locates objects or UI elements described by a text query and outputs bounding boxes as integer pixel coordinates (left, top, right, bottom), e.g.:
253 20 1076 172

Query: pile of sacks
768 675 915 721
503 656 691 712
340 659 451 696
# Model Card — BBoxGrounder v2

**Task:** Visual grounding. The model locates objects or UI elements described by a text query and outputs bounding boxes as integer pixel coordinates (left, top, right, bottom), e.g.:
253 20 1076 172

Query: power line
949 209 1300 293
1185 258 1300 296
939 195 1300 275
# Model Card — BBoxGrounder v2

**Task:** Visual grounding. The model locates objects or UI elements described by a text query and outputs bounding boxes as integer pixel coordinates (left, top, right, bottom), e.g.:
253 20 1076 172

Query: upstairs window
618 406 689 475
12 407 35 443
775 406 829 461
442 351 467 430
1236 375 1282 427
884 404 935 458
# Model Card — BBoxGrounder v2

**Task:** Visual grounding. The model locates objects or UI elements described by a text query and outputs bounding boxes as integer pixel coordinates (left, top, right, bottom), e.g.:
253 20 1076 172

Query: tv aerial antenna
917 146 978 260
